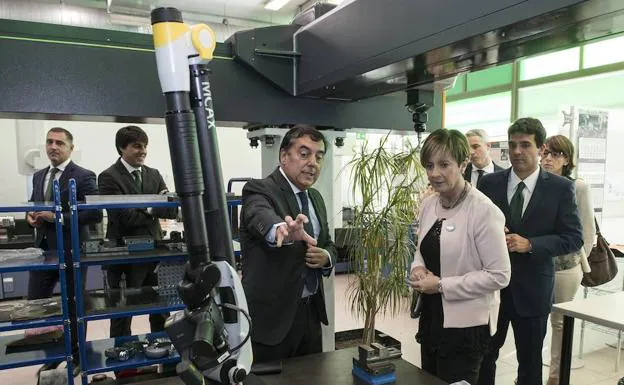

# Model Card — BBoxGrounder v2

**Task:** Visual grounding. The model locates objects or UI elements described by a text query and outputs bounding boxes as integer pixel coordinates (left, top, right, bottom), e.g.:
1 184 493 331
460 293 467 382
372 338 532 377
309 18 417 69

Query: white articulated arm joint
153 21 194 93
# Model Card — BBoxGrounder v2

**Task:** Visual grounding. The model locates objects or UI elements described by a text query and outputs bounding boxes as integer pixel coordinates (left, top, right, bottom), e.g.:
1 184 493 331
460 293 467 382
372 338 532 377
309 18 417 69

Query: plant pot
334 328 401 351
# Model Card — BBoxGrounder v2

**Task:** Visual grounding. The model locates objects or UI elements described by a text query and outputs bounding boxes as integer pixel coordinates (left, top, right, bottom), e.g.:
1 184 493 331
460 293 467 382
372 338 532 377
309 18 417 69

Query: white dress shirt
507 167 540 216
470 161 495 187
44 158 71 195
120 157 142 175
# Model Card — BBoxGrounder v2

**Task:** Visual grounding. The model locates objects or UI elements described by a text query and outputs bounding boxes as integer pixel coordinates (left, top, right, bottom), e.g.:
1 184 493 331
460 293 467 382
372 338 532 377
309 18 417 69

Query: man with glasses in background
240 125 336 363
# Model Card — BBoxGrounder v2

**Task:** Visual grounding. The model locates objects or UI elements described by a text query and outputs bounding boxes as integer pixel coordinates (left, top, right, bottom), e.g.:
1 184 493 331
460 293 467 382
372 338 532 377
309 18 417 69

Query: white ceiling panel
99 0 312 24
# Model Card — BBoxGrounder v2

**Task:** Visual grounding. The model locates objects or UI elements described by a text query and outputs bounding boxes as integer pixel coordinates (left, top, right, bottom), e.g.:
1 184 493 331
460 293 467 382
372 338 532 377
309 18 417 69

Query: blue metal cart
0 181 74 384
67 179 240 385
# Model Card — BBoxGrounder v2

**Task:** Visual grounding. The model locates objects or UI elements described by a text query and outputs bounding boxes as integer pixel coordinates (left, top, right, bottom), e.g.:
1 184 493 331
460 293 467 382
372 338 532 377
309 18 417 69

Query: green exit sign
356 132 366 140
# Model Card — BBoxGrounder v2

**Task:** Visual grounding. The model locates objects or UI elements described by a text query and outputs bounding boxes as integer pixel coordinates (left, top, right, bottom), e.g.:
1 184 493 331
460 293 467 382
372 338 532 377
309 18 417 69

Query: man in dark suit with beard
27 127 102 373
98 125 178 339
240 125 336 363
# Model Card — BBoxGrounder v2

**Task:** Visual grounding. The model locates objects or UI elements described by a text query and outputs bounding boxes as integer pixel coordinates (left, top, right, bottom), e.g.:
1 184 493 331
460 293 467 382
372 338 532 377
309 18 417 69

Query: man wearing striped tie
240 125 336 364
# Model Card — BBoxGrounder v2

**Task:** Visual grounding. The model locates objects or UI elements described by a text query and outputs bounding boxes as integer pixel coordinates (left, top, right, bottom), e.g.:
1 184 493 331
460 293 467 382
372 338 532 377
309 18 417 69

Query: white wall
0 119 26 204
0 118 262 204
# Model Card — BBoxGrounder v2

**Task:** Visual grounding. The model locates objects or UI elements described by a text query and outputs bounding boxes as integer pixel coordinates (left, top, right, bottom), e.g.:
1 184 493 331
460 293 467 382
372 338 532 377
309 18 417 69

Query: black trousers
252 294 323 364
27 249 86 360
106 263 169 337
421 340 486 385
478 312 548 385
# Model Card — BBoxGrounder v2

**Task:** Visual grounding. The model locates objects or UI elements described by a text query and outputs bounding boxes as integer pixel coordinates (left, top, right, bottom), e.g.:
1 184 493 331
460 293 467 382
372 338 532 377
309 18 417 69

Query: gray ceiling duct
228 0 624 101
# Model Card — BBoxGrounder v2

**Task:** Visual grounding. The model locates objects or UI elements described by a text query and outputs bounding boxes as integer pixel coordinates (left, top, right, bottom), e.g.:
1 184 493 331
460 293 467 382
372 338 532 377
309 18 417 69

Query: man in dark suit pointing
240 125 336 363
477 118 583 385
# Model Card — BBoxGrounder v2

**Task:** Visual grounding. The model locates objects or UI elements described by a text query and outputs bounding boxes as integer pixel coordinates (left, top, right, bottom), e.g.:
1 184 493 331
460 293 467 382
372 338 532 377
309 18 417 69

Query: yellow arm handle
191 24 217 60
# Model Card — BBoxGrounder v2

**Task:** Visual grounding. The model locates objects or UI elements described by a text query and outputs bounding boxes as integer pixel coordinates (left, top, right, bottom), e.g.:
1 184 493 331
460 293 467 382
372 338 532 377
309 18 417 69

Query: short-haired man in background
464 129 505 187
27 127 102 373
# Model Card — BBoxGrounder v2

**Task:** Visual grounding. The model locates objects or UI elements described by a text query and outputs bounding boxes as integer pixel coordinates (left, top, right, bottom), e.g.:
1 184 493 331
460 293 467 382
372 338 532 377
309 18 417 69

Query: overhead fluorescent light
265 0 291 11
109 13 149 27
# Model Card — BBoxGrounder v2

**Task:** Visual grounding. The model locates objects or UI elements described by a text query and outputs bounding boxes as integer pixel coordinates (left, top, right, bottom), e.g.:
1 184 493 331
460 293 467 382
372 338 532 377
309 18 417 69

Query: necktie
297 191 319 294
297 191 315 237
510 181 526 225
476 169 485 185
132 170 142 192
44 167 59 202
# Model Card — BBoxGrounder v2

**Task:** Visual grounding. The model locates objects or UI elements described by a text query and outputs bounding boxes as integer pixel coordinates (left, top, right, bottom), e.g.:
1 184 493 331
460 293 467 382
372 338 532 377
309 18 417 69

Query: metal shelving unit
0 181 74 384
68 179 241 385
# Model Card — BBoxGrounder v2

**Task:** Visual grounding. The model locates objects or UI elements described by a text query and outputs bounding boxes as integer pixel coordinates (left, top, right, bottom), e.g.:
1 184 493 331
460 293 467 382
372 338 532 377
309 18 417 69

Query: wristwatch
437 278 443 294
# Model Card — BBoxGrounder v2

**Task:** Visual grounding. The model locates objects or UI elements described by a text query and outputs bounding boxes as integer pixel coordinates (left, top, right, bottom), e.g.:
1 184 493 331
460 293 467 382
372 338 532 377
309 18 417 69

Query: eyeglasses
542 150 565 158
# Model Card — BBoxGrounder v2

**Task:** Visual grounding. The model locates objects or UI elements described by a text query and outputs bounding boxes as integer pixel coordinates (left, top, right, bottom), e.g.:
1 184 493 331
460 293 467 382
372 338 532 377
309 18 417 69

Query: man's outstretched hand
275 214 317 247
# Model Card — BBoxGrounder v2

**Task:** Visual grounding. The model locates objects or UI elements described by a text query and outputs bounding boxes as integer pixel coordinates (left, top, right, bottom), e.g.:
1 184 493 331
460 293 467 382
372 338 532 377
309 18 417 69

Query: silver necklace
439 182 469 210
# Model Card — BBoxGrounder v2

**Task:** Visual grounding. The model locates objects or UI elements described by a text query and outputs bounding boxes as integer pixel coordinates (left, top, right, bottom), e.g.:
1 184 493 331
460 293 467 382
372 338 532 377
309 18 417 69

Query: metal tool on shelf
0 216 15 241
151 7 252 385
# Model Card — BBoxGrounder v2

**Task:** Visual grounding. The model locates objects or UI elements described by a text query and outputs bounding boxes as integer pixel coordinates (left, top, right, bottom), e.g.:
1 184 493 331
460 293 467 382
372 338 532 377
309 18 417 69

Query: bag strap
594 217 601 235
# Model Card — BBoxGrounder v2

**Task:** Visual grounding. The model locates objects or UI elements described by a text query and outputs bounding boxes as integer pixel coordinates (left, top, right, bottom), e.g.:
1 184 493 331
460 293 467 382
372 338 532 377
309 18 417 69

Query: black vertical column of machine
163 91 211 268
189 64 235 266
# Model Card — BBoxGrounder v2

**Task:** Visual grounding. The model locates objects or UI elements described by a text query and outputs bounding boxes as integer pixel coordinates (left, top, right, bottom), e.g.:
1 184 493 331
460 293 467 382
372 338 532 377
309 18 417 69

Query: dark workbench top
123 347 447 385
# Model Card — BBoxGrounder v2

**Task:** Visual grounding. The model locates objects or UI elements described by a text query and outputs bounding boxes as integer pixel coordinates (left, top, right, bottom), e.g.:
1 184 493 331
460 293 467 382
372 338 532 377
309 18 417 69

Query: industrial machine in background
151 7 252 385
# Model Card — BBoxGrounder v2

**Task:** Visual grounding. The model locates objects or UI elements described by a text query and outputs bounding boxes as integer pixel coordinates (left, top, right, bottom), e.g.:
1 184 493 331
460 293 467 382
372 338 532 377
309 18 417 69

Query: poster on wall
559 106 609 223
489 141 510 169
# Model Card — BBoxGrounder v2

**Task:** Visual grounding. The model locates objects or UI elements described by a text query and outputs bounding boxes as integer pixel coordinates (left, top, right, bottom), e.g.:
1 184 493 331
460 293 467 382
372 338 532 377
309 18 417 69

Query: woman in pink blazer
409 129 511 384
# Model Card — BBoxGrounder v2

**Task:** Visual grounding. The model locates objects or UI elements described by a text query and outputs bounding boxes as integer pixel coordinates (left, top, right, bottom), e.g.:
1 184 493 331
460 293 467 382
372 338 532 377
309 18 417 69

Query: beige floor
3 273 624 384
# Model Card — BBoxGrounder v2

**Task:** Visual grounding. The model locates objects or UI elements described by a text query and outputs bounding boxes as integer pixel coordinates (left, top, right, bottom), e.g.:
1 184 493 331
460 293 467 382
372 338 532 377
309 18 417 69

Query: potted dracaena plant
339 133 426 346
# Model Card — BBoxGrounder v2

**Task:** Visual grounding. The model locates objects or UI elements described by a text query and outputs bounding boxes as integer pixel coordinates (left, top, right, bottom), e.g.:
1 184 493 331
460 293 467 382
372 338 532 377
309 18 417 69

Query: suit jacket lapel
497 169 512 225
35 167 49 201
522 169 548 222
271 168 300 218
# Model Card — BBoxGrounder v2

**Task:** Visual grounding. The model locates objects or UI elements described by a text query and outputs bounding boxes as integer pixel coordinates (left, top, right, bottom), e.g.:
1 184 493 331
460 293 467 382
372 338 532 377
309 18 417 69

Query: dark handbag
581 218 619 287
